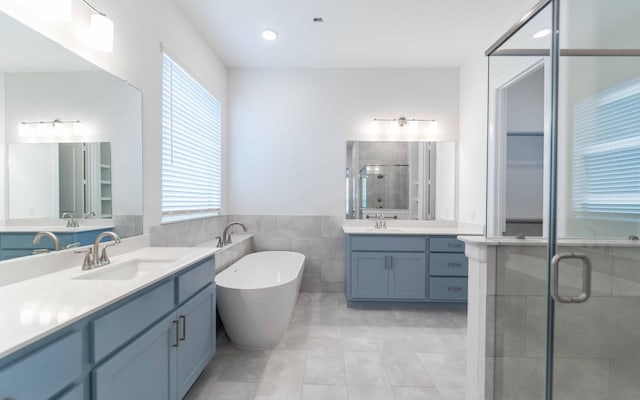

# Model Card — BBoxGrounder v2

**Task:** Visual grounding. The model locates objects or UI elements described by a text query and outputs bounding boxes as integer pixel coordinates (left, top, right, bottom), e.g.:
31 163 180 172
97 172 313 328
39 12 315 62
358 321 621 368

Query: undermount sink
73 258 174 281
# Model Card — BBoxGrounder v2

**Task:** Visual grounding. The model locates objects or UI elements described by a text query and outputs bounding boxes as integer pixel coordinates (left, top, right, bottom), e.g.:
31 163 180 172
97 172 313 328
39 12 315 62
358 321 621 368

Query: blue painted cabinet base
346 235 468 307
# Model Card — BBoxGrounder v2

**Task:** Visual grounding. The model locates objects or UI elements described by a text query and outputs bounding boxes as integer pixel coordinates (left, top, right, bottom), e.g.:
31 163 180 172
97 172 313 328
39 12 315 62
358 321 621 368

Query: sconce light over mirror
82 0 114 52
369 116 439 141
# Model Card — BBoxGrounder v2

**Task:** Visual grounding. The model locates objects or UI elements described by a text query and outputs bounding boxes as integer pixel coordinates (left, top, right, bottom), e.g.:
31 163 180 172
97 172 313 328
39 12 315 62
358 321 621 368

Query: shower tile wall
491 245 640 400
230 215 346 293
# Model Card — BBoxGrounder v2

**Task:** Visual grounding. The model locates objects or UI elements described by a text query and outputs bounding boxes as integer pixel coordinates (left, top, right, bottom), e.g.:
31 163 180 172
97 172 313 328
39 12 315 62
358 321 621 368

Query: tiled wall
149 214 346 293
491 244 640 400
149 215 230 247
114 215 144 238
229 215 346 293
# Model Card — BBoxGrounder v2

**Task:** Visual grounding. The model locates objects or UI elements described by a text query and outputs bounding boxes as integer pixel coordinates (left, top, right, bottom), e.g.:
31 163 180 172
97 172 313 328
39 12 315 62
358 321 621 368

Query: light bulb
262 29 279 41
91 13 114 52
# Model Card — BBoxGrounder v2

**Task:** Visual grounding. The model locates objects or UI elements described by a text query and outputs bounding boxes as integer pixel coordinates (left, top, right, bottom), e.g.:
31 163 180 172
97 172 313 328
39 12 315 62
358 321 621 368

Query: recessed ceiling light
262 29 278 41
533 28 551 39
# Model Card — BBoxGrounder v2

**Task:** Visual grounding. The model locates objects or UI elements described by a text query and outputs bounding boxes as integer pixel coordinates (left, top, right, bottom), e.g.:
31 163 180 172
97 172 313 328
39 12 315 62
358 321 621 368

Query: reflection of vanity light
19 119 82 139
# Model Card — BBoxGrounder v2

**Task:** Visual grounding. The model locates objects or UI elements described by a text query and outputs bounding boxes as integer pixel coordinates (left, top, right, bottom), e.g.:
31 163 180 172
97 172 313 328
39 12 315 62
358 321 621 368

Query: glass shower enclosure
486 0 640 399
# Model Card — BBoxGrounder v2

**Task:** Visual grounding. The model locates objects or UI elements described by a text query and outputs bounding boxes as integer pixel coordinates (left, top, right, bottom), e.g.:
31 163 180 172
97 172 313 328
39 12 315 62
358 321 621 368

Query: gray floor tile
301 384 348 400
392 386 444 400
344 351 395 400
208 381 259 400
254 350 307 400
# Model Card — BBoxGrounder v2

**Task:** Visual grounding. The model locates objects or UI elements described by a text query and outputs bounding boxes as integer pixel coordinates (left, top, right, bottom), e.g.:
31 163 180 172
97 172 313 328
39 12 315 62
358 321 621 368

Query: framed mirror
346 141 457 221
0 11 143 260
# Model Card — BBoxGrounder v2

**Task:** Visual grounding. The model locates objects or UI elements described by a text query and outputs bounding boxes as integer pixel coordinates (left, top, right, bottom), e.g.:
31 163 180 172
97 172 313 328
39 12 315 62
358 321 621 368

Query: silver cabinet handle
172 320 180 347
389 256 393 269
551 253 592 304
447 287 462 292
179 315 187 341
447 263 462 268
448 242 462 248
384 256 388 269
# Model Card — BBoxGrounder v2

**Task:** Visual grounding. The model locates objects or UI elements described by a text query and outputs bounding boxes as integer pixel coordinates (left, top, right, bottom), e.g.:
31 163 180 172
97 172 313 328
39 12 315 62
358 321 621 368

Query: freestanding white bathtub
215 251 305 350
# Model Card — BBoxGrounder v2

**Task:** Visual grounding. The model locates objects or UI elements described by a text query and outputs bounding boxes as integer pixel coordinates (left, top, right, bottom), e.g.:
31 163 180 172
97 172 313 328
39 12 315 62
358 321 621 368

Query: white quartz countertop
341 220 485 236
0 245 216 360
458 235 640 248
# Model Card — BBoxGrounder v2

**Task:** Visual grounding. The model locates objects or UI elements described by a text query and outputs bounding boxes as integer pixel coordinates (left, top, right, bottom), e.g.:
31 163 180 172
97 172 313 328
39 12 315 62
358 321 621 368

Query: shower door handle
551 253 592 304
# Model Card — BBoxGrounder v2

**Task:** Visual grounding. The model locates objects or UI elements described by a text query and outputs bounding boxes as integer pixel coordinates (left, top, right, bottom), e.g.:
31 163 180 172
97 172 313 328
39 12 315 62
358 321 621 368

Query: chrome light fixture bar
19 119 81 137
20 119 81 126
373 117 436 127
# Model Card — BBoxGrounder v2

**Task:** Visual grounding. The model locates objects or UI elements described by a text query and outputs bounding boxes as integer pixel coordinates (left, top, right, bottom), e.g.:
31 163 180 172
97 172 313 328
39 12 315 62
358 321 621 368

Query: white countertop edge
458 235 640 248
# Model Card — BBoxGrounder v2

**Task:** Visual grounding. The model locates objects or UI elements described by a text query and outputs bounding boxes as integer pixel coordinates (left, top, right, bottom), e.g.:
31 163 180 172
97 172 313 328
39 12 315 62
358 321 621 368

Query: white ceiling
175 0 539 68
0 11 98 73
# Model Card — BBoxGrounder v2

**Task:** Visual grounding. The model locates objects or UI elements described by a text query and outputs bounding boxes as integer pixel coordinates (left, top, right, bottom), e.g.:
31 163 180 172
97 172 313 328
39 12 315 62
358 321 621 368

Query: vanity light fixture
81 0 114 52
370 117 439 139
262 28 279 41
19 119 81 138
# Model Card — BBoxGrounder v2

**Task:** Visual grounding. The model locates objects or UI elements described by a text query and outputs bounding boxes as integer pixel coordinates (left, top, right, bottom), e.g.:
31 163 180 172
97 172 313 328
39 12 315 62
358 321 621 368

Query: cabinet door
94 314 177 400
351 252 388 299
388 252 426 300
176 285 216 399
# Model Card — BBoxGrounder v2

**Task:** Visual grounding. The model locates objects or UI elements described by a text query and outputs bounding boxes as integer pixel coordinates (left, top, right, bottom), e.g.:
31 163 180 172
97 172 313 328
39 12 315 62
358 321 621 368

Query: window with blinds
162 53 222 222
573 77 640 216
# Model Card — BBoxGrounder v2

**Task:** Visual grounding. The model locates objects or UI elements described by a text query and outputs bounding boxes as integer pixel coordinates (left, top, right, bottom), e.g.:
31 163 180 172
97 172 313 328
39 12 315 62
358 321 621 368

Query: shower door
550 0 640 399
487 0 640 399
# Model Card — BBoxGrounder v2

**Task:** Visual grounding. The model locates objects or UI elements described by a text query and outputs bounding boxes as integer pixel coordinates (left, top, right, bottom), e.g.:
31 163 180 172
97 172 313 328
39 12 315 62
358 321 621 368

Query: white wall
435 141 457 220
506 68 544 133
0 73 4 220
228 68 460 216
4 71 142 217
0 0 228 230
457 55 488 225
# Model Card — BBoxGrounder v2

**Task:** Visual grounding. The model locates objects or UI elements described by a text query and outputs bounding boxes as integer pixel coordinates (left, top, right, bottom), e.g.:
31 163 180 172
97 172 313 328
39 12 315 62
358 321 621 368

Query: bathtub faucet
221 222 247 247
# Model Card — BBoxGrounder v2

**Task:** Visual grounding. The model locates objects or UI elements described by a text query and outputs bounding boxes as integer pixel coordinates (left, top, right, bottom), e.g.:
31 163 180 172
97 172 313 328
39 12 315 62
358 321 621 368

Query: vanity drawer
351 235 426 252
92 280 174 363
429 253 468 276
0 331 82 400
177 258 215 304
429 237 465 253
429 277 468 301
0 232 74 250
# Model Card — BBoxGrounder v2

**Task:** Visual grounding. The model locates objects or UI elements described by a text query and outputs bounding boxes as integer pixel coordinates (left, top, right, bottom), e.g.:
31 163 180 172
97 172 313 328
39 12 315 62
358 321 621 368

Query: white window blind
573 77 640 215
162 53 222 222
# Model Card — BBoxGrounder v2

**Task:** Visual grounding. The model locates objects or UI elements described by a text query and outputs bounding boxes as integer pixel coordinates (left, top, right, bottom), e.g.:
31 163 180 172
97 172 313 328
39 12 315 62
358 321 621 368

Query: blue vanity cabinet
388 252 427 300
351 252 389 299
0 228 111 261
176 285 216 399
346 234 467 306
348 236 428 302
93 259 216 400
0 331 83 400
93 314 178 400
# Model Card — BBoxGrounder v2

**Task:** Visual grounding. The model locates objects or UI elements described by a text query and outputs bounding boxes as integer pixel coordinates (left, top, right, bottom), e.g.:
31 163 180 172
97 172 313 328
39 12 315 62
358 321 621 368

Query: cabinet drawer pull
447 263 462 268
172 320 179 347
389 256 393 269
448 243 462 248
447 287 462 292
384 256 388 269
179 315 187 341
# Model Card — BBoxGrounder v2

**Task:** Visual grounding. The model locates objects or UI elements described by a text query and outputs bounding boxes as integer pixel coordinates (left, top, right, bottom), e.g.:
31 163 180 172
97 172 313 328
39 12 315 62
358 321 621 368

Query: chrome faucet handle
99 243 117 265
75 248 94 270
32 249 50 255
215 236 223 248
66 242 81 249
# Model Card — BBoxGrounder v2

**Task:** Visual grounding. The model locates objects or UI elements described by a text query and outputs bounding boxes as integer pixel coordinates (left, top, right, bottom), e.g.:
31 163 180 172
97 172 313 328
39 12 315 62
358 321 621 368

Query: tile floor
185 293 467 400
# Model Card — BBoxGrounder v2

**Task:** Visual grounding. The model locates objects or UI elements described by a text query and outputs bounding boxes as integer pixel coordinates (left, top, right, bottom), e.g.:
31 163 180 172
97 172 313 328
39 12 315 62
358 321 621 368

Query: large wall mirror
0 11 143 260
346 141 457 221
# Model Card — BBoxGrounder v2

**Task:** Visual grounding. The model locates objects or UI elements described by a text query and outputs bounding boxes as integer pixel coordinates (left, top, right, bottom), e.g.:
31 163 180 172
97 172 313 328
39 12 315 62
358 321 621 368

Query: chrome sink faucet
374 213 387 229
32 231 61 254
218 222 247 248
75 231 121 270
61 212 79 227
